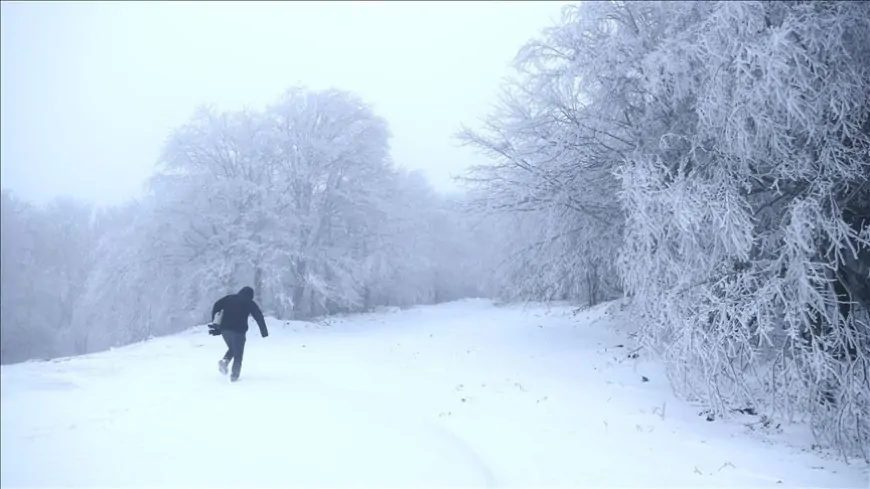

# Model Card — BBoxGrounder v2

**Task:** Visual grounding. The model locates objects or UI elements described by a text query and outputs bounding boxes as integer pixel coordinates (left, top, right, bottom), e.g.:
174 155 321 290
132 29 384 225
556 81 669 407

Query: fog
1 1 869 457
1 1 568 205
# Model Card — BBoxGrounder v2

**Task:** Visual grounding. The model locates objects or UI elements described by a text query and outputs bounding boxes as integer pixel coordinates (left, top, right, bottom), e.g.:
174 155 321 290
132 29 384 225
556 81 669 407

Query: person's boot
218 359 229 375
230 374 239 382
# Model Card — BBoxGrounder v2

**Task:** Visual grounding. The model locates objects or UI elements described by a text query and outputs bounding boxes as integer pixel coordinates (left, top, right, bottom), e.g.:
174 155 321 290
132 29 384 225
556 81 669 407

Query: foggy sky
0 1 570 207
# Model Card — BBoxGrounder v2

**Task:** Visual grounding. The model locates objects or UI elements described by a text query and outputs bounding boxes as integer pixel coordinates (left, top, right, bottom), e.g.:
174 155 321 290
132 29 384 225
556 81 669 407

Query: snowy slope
1 299 867 488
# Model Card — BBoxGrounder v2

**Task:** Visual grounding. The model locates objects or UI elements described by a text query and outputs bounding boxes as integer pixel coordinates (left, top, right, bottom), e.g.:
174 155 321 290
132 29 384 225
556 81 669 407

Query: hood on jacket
238 286 254 301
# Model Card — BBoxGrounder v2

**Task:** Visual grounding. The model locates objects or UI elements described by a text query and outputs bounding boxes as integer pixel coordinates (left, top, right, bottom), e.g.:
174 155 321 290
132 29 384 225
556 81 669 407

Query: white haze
1 1 569 205
1 0 869 466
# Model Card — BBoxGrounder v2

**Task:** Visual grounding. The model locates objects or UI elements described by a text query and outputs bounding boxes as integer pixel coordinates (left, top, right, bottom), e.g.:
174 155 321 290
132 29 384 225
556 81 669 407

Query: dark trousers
221 330 247 378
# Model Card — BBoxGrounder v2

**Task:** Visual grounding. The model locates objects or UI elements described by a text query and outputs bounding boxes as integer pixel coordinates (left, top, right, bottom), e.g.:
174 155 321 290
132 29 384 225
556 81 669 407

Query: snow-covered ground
1 299 867 488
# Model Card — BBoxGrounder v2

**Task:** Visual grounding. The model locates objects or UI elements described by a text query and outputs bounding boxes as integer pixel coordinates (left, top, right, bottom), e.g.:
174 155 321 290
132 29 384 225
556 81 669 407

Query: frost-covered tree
605 0 870 457
372 173 491 306
67 86 488 354
457 0 638 306
0 190 47 361
467 0 870 456
1 191 98 362
353 169 440 308
69 199 191 353
258 88 396 317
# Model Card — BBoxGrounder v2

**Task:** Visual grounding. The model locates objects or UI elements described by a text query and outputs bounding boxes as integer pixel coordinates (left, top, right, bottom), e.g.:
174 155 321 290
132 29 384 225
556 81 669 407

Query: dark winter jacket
211 286 269 337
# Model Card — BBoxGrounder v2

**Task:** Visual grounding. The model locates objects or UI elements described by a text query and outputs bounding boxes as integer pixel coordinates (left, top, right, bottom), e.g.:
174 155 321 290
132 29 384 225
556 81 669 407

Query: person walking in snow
208 286 269 382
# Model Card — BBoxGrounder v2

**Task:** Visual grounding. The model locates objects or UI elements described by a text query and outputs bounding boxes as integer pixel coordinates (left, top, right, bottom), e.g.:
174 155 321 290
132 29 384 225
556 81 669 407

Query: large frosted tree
66 86 489 353
458 16 631 305
613 0 870 455
257 88 396 317
465 0 870 456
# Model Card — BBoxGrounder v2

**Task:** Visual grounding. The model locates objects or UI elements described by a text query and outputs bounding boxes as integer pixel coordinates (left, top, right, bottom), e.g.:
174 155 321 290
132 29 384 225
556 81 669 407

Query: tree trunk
292 259 308 319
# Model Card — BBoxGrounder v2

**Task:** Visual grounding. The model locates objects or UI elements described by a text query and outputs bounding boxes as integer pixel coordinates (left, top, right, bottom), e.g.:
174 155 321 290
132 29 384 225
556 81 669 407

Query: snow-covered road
1 300 867 487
